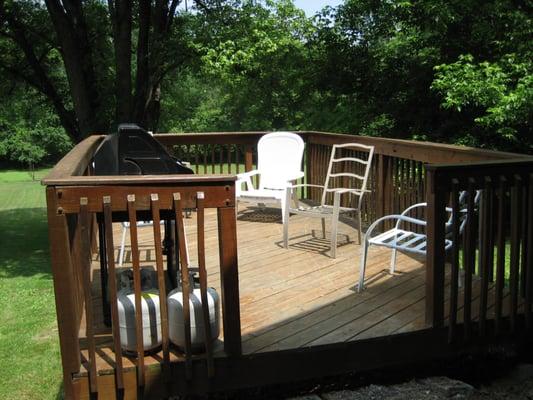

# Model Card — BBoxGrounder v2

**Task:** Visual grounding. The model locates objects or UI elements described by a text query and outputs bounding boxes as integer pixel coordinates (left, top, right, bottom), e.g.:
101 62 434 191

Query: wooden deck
81 203 511 377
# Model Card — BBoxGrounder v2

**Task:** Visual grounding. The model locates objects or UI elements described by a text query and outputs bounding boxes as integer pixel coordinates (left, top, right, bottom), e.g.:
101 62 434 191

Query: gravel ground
286 364 533 400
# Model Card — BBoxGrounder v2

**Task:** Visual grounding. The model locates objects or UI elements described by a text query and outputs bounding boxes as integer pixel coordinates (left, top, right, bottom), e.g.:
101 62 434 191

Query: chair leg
358 241 369 292
281 198 286 224
321 218 326 239
119 224 128 266
331 196 341 259
357 210 362 245
283 190 291 249
390 248 397 274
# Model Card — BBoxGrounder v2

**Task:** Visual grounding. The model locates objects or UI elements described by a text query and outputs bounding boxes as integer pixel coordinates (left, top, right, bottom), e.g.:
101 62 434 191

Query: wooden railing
425 159 533 340
43 137 241 399
44 130 530 399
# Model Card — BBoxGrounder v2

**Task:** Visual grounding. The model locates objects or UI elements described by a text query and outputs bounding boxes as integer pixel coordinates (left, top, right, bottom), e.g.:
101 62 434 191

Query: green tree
196 0 315 131
309 0 532 151
0 0 207 142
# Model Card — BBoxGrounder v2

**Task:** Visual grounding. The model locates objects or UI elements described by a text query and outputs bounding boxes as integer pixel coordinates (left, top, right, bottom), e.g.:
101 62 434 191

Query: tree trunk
45 0 107 139
109 0 133 123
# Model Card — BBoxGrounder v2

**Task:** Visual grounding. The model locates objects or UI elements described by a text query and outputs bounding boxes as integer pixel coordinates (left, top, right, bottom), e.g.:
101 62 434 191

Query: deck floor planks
80 205 512 376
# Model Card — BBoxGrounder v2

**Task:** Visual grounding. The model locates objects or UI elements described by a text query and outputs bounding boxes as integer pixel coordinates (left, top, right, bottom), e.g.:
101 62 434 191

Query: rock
286 396 322 400
419 376 474 398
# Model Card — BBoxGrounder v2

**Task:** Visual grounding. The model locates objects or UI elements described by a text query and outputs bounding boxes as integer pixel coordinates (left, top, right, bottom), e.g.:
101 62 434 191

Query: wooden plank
174 193 193 379
102 197 125 392
425 167 446 327
55 183 235 213
448 182 460 343
196 192 215 377
150 194 171 384
306 131 523 163
463 181 476 341
479 178 493 336
45 174 237 187
155 132 265 147
79 198 98 395
526 174 533 330
45 187 82 396
510 177 522 331
127 195 145 390
495 177 507 334
42 135 103 183
292 277 425 348
217 206 242 356
426 159 533 191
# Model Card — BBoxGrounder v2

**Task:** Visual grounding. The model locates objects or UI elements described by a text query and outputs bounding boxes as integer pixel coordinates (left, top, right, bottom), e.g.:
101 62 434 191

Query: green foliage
0 87 72 169
433 54 532 146
2 0 532 155
168 0 316 131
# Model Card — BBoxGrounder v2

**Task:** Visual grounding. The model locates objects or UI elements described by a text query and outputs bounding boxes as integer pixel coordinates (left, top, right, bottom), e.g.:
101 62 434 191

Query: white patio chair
283 143 375 258
236 132 305 223
358 190 480 292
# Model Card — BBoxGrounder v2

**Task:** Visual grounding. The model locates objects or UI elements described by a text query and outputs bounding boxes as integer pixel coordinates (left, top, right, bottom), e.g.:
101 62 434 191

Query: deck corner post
425 167 446 328
45 186 81 399
244 145 254 173
376 154 387 220
217 204 242 356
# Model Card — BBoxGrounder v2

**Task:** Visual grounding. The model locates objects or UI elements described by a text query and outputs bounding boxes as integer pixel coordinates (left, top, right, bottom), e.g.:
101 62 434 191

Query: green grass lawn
0 168 63 399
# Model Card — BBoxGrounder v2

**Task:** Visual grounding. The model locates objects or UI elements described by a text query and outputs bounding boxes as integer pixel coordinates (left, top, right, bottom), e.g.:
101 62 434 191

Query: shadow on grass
0 207 51 278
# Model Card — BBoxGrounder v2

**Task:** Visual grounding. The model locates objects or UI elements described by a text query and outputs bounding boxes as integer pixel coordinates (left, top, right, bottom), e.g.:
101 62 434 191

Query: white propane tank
117 289 162 353
167 284 220 352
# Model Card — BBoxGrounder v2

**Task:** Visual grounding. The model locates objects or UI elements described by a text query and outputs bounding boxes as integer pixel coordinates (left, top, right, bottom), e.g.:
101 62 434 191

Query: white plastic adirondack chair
236 132 305 222
358 190 480 292
283 143 375 258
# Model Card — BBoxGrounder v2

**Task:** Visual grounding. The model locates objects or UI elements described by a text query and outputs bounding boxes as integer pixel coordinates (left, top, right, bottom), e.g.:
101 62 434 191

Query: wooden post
45 187 81 399
217 205 242 356
376 154 391 221
244 145 253 172
425 167 446 328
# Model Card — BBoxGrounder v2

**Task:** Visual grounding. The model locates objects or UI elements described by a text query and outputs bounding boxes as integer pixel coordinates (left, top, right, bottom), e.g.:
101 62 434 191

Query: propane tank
167 271 220 352
116 269 162 353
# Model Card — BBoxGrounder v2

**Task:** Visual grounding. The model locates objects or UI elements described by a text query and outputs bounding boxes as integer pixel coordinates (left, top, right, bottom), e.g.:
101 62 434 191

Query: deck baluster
102 196 124 394
79 197 98 395
127 194 145 392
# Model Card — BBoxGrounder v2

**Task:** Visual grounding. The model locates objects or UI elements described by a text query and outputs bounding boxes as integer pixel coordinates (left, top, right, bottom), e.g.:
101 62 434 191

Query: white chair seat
295 204 356 215
368 228 453 256
238 188 285 202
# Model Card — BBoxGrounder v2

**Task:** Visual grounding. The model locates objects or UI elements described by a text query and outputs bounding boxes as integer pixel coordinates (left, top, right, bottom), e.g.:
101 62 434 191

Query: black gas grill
93 124 191 326
93 123 193 175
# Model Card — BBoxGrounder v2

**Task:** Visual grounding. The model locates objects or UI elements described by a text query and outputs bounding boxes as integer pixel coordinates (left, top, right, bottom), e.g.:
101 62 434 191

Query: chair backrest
257 131 305 190
321 143 375 208
447 190 481 236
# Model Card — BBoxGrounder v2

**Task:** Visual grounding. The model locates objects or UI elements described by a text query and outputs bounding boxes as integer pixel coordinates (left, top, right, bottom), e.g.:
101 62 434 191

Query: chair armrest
400 202 427 217
330 188 370 195
236 170 260 180
236 170 261 195
285 171 305 181
365 214 427 242
288 183 325 189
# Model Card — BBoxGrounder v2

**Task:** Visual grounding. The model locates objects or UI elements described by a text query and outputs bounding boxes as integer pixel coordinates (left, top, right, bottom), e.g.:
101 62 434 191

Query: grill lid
93 123 193 175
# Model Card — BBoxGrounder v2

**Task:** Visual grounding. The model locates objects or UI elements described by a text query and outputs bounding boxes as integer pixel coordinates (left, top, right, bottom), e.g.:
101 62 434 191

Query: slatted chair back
321 143 375 210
